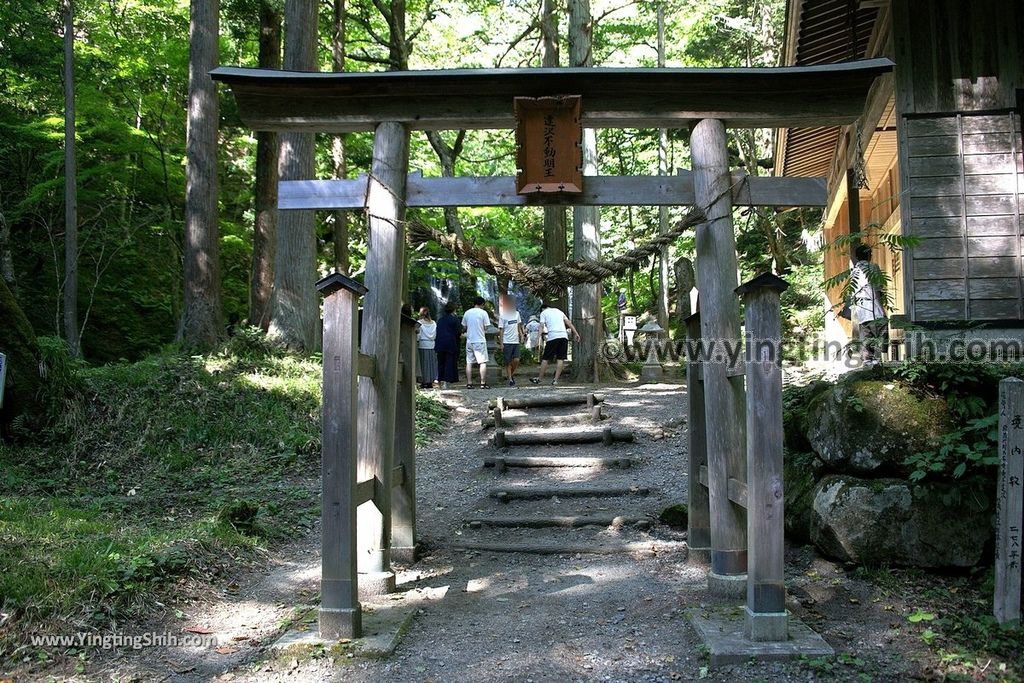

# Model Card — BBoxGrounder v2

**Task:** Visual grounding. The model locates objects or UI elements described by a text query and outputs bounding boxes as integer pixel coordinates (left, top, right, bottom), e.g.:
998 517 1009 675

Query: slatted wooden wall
904 112 1024 321
890 0 1024 324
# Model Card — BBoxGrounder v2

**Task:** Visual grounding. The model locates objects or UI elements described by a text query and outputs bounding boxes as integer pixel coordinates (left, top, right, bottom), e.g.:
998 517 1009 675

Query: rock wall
785 376 994 568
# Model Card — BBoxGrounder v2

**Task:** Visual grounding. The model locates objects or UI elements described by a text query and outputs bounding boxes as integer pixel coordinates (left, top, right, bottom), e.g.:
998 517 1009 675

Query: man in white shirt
530 301 580 386
497 295 525 387
461 296 492 388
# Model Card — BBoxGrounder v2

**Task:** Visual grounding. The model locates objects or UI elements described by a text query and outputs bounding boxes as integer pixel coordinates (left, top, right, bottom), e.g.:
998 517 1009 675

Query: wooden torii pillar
355 121 410 594
691 118 747 596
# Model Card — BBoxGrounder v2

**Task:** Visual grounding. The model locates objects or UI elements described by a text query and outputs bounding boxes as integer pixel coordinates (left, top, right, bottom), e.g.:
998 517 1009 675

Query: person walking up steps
462 296 492 389
530 301 580 386
497 295 525 387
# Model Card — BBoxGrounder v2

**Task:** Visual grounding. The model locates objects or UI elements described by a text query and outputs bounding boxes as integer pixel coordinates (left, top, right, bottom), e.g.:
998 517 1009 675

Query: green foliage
415 391 450 446
904 414 999 483
894 360 1023 482
0 344 449 652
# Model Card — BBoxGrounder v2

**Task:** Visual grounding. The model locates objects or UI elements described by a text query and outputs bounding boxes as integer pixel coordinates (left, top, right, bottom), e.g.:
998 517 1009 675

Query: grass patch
0 344 449 666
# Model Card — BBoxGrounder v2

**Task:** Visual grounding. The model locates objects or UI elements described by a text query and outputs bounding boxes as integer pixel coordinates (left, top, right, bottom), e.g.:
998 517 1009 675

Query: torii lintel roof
211 58 894 133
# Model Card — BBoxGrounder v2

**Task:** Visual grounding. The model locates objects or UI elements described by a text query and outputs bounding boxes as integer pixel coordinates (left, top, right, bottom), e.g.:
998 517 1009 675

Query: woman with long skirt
434 302 461 389
416 307 438 389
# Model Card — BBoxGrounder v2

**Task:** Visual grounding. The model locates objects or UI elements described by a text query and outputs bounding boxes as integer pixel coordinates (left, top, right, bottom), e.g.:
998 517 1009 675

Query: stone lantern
637 319 665 381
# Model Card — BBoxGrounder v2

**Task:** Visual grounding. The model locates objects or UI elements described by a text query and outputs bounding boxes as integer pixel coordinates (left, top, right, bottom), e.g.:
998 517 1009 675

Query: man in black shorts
530 301 581 386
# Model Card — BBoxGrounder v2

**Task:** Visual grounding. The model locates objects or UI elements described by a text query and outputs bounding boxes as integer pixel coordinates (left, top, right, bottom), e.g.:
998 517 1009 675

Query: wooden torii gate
212 58 893 643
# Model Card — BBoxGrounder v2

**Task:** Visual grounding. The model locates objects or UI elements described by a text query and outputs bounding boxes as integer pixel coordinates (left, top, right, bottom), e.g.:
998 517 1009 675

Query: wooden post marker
316 272 367 639
692 117 747 596
392 315 418 564
996 377 1023 626
355 121 410 595
737 273 789 641
685 310 711 563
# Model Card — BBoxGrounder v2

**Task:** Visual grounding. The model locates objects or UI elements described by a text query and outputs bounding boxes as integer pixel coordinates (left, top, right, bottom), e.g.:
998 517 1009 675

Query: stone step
489 484 651 503
464 514 651 529
482 455 635 470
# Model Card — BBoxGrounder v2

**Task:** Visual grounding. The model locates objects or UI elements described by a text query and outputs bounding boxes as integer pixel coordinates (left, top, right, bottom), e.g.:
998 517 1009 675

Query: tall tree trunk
332 0 349 274
655 2 671 333
63 0 80 357
250 1 281 330
180 0 224 350
0 210 13 289
569 0 600 382
269 0 319 350
425 130 467 240
540 0 567 312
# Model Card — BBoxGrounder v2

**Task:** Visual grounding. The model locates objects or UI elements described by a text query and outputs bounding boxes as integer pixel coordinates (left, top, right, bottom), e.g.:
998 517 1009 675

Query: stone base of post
359 571 396 597
688 546 711 565
745 606 789 642
391 545 418 564
319 607 361 640
708 571 747 598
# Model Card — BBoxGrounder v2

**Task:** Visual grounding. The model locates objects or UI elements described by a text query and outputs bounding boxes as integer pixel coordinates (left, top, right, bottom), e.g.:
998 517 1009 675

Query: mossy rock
810 474 991 567
782 379 832 453
659 503 688 529
783 449 822 543
805 380 952 476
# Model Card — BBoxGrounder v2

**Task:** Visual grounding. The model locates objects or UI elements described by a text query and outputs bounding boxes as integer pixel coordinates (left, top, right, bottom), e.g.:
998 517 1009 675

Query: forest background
0 0 823 364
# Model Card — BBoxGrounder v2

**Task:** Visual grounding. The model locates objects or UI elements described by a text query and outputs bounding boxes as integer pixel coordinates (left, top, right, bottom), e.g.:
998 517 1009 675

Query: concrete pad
272 585 448 660
687 607 834 668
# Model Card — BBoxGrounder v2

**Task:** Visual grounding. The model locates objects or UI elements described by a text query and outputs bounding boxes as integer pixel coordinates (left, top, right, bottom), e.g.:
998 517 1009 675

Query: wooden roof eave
210 59 894 133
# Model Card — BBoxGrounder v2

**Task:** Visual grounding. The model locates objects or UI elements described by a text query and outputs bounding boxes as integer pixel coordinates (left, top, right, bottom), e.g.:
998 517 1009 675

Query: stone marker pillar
317 272 366 639
995 377 1023 625
736 273 789 641
691 117 747 596
392 315 418 563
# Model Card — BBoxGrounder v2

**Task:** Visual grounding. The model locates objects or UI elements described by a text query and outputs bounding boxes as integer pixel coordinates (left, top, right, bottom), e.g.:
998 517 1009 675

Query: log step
488 393 605 410
483 455 635 470
465 515 651 529
451 540 687 556
482 407 606 429
493 427 634 448
489 485 651 503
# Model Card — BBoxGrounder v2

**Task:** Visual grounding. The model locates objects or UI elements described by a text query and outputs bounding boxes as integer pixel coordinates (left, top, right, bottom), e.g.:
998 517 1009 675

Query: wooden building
775 0 1024 351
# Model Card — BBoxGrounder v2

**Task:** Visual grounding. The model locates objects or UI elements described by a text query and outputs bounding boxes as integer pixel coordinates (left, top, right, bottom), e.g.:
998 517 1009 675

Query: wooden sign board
515 96 583 195
996 377 1024 625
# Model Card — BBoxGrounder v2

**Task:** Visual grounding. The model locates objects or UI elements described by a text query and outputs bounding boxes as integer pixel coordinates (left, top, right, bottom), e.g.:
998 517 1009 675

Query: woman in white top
525 316 541 351
416 307 438 388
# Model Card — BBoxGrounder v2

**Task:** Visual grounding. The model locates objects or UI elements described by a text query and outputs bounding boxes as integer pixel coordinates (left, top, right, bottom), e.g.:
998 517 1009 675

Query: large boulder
810 475 991 567
805 380 952 475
